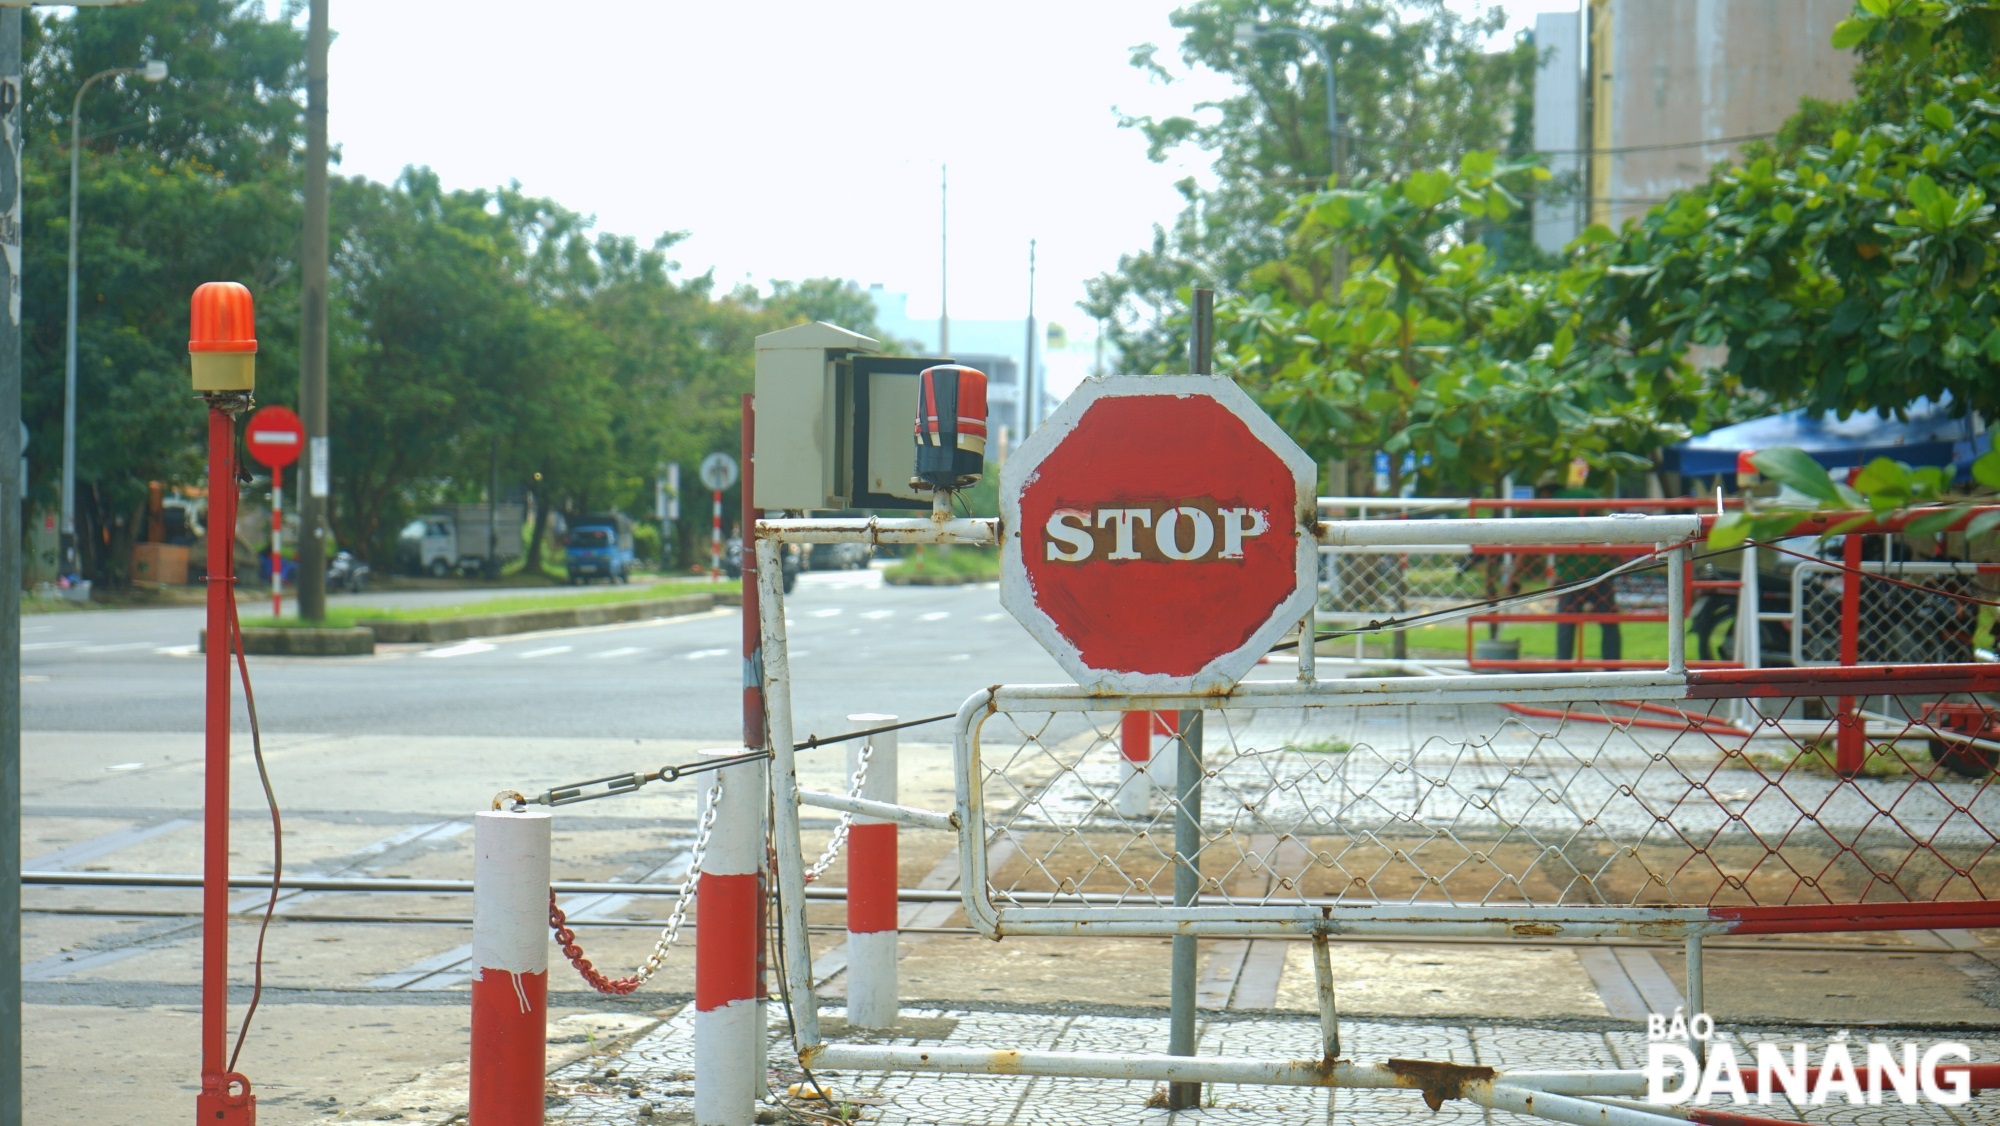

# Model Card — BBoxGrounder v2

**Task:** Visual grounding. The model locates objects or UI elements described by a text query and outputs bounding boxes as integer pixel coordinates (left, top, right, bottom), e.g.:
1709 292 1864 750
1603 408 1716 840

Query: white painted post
845 713 898 1027
695 750 767 1125
470 809 551 1126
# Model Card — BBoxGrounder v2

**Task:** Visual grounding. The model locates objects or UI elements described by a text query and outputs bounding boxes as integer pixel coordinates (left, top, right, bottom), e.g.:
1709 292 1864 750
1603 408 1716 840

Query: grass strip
885 546 1000 581
240 579 726 629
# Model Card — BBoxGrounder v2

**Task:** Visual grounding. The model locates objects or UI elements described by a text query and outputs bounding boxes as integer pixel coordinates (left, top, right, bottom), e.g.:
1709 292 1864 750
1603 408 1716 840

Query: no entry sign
999 374 1317 694
245 405 305 469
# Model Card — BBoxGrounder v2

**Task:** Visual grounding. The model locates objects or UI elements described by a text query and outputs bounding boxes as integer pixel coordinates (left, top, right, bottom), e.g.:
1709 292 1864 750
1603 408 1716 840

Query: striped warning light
913 363 988 491
189 281 257 392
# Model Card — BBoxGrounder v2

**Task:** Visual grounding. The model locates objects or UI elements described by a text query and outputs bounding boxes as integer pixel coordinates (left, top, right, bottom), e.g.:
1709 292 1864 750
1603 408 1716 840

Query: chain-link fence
1792 558 1996 666
754 509 2000 1111
957 671 2000 937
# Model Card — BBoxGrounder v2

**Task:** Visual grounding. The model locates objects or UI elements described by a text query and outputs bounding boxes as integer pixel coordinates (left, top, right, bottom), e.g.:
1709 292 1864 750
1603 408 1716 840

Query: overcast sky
316 1 1578 336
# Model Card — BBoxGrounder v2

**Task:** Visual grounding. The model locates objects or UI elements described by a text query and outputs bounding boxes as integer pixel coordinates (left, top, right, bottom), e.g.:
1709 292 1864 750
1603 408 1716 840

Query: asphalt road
21 568 1070 741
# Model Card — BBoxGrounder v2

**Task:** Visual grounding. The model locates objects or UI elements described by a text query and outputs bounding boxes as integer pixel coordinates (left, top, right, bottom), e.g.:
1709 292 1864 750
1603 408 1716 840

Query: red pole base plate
195 1074 255 1123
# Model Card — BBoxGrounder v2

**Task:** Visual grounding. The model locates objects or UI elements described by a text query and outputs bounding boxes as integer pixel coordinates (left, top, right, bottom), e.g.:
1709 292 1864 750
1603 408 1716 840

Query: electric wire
765 783 835 1107
1275 522 2000 653
225 482 283 1078
1757 537 2000 609
1271 542 1679 649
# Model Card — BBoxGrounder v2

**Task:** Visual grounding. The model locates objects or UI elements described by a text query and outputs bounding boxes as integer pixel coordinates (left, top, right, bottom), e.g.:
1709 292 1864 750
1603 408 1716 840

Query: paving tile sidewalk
543 1005 2000 1125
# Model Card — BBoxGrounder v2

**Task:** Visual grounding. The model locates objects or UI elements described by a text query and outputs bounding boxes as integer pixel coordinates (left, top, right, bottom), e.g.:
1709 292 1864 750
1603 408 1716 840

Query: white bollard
470 808 551 1126
1115 711 1176 817
695 749 767 1126
844 713 899 1028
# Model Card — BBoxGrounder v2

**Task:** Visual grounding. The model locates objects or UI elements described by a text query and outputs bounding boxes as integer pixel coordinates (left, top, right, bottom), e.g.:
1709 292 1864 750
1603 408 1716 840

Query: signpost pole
271 465 282 618
711 489 722 581
1166 287 1216 1112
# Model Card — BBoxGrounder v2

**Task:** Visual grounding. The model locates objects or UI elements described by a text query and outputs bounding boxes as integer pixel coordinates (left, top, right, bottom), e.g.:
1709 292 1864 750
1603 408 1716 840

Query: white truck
398 503 526 577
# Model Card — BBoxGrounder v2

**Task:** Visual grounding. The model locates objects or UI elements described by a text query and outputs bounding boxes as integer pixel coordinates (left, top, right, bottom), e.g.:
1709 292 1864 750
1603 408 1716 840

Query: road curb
882 572 995 586
194 589 744 654
200 626 377 656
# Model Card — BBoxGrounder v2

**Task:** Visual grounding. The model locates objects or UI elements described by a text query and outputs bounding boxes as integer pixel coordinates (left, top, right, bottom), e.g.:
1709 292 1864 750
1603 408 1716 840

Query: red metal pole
1836 531 1864 776
711 489 723 581
741 395 769 1067
270 465 282 619
198 404 254 1122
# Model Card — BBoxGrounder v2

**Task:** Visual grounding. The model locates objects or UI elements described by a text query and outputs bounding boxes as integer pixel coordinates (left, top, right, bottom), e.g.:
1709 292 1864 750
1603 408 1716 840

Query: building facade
1535 0 1856 247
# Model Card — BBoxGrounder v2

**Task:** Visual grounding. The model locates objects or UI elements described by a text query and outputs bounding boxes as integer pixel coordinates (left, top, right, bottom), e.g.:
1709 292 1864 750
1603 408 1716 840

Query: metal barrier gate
753 513 2000 1122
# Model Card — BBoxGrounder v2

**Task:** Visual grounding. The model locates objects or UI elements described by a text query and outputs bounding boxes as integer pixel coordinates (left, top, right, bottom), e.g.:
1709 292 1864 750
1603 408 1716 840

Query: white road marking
21 641 75 651
861 610 895 620
919 612 951 622
20 674 46 683
517 645 572 659
78 642 152 653
809 608 843 618
591 646 647 660
980 613 1007 623
947 653 971 661
154 644 198 657
423 641 496 659
683 647 730 660
106 762 145 772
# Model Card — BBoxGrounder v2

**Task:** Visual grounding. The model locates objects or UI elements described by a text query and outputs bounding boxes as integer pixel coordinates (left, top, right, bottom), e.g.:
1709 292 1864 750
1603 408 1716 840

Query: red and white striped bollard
470 807 551 1126
695 749 766 1125
845 713 898 1027
1115 711 1176 818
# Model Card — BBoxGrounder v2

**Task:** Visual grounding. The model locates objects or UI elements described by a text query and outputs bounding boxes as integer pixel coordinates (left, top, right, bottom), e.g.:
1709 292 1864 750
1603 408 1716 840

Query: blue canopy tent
1662 397 1988 478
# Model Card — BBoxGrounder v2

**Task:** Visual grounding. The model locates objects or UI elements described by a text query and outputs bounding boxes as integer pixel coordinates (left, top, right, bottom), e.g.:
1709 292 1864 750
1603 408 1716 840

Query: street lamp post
1236 21 1346 295
62 59 167 575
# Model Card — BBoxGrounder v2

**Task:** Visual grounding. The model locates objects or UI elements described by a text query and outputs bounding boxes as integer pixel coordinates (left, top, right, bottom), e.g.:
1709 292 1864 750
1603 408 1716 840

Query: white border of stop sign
999 373 1319 695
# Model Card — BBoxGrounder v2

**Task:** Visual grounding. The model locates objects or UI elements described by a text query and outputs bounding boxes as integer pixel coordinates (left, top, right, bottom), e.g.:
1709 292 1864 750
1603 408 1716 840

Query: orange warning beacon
189 281 256 393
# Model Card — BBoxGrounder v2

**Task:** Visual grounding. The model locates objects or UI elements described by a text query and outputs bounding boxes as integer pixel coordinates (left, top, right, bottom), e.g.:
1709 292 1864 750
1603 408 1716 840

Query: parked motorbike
326 550 370 594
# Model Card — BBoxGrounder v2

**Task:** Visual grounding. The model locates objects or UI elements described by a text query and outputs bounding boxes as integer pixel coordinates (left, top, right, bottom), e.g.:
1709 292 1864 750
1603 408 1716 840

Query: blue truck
564 513 636 584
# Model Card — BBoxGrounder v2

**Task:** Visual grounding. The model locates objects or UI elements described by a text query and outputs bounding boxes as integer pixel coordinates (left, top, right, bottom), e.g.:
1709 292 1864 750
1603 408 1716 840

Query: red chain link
549 890 640 995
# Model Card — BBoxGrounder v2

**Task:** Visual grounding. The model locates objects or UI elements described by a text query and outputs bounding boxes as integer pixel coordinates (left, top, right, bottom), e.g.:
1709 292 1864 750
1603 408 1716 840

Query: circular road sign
699 451 739 492
245 405 305 469
999 373 1317 695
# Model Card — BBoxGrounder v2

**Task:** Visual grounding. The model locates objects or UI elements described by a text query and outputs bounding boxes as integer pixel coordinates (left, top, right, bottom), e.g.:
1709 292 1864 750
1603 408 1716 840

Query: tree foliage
22 2 897 582
1085 0 1535 375
1219 153 1723 495
1591 0 2000 422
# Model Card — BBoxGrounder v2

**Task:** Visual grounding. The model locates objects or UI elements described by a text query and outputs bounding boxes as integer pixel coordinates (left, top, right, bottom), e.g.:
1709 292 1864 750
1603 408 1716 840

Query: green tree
21 1 307 580
1086 0 1535 373
1221 153 1715 497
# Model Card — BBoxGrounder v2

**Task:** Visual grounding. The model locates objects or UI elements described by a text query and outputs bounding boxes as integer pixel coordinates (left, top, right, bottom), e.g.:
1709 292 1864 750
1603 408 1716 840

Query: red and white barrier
845 713 899 1028
695 749 766 1125
471 808 551 1126
1115 711 1176 817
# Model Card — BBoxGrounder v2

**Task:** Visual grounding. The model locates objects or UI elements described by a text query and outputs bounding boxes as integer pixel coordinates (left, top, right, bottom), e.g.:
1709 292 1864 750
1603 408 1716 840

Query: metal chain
803 739 873 884
551 776 722 995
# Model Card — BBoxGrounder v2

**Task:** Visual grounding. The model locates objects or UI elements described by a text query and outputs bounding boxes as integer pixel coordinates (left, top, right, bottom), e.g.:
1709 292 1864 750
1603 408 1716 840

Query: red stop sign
245 405 305 469
1000 375 1317 694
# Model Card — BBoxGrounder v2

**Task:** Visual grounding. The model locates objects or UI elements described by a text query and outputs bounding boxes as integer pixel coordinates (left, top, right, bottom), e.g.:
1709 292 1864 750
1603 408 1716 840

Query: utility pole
938 164 949 355
1021 239 1036 437
1237 22 1345 299
0 15 22 1125
296 0 330 619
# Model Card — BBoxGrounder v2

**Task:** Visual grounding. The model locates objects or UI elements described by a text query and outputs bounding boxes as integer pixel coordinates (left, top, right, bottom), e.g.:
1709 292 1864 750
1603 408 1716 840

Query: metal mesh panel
972 693 2000 915
1318 550 1489 620
1318 550 1668 633
1793 560 1989 665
